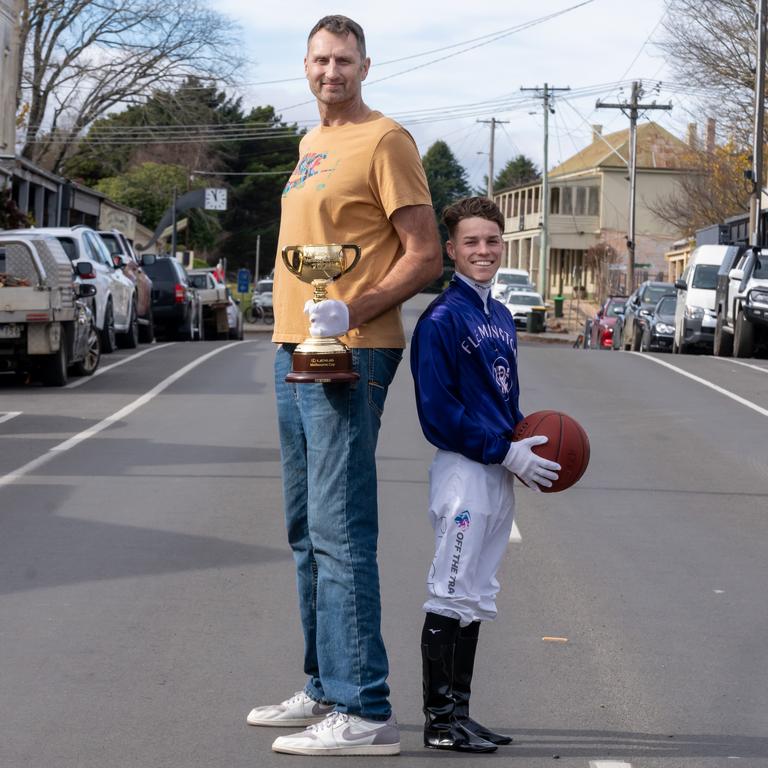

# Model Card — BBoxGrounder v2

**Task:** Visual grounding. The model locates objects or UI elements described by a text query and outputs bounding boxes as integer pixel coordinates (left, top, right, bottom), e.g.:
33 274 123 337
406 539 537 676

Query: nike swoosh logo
428 629 441 635
340 726 378 742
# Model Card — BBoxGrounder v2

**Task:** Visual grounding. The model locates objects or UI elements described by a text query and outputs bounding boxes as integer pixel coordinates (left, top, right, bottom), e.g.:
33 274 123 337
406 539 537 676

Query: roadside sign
237 268 251 293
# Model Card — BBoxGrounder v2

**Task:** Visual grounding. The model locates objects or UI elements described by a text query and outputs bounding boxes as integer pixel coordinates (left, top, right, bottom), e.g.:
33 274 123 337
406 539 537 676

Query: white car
501 289 547 330
491 268 533 299
6 226 136 353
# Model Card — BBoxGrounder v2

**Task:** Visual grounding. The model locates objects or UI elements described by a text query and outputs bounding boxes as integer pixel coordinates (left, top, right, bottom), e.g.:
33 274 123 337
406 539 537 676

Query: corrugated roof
549 121 693 178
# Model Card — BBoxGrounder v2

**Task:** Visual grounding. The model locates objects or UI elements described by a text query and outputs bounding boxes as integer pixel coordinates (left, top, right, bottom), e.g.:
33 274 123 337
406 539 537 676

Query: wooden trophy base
285 338 360 384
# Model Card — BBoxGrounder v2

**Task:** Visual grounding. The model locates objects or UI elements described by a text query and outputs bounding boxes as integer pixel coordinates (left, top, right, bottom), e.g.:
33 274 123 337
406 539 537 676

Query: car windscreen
642 286 673 305
99 234 120 255
188 274 209 289
606 300 626 317
656 296 676 315
505 294 542 306
691 264 719 289
141 260 176 281
497 273 529 285
55 237 77 261
754 255 768 278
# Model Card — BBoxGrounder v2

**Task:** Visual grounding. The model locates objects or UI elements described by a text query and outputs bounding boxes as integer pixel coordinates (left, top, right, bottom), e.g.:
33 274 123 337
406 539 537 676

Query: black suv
618 280 676 351
141 257 201 341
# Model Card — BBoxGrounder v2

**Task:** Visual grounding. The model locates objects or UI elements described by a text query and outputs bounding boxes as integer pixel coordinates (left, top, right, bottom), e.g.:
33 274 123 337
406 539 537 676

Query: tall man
246 15 442 757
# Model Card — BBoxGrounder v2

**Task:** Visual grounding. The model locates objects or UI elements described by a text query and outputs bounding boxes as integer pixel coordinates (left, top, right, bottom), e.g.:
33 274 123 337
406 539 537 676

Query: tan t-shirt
272 112 432 348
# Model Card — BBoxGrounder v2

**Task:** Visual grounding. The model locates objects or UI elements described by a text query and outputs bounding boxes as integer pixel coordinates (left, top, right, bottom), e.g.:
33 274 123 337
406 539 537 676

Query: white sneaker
246 690 335 727
271 711 401 756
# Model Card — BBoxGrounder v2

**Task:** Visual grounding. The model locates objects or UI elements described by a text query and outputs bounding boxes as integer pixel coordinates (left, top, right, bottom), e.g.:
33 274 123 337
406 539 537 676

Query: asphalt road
1 294 768 768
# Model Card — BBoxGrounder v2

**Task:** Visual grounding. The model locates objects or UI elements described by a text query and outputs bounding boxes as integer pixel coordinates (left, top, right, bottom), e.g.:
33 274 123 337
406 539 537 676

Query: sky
214 0 700 190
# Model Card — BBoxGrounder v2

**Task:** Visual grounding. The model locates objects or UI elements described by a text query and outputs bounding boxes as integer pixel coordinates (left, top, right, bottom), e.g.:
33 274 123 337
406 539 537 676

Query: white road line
64 343 174 388
631 353 768 419
590 762 632 768
509 520 522 543
711 357 768 374
0 411 23 424
0 342 244 489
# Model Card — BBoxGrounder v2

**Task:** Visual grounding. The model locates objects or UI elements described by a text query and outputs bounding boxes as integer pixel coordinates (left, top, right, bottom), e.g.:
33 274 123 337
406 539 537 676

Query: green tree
421 140 471 289
96 163 221 254
494 155 540 191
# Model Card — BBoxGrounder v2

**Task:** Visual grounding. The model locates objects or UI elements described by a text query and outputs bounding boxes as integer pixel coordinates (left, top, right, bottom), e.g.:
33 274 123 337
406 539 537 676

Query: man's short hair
442 196 505 239
308 15 367 59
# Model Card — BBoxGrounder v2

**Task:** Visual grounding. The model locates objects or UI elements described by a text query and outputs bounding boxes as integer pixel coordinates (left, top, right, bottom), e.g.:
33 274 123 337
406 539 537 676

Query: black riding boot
453 621 514 745
421 613 497 753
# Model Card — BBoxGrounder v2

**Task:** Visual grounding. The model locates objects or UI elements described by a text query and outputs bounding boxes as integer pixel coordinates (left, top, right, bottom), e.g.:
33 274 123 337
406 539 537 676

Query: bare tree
660 0 755 144
646 141 752 235
18 0 241 171
584 241 622 303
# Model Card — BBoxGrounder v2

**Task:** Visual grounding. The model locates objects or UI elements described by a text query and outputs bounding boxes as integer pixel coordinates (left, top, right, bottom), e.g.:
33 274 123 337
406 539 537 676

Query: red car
589 296 627 349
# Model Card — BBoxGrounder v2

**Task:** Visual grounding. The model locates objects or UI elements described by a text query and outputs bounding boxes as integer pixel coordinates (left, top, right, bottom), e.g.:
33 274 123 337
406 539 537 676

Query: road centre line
0 342 246 490
0 411 23 424
64 342 174 388
710 357 768 374
632 353 768 419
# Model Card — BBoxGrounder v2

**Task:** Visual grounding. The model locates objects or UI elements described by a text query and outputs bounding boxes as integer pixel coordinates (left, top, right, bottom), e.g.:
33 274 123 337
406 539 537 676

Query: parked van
673 244 730 353
491 268 532 299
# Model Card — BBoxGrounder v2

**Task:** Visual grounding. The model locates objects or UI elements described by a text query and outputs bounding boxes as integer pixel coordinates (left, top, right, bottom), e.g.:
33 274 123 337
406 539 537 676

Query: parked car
3 226 136 353
588 295 627 349
640 295 676 352
225 288 244 340
713 245 768 358
187 268 229 339
0 233 101 385
671 245 727 354
98 229 155 343
491 268 533 299
500 288 547 330
618 280 675 351
140 256 202 341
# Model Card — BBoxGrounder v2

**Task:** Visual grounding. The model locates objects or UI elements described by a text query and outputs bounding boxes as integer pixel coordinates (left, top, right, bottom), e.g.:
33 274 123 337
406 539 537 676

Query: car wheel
73 323 101 376
118 300 139 349
179 307 195 341
713 310 732 357
41 343 68 387
100 300 117 354
734 308 754 358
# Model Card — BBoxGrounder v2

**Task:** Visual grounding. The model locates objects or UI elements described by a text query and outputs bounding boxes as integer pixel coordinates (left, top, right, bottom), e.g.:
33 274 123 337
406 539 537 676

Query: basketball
512 410 590 493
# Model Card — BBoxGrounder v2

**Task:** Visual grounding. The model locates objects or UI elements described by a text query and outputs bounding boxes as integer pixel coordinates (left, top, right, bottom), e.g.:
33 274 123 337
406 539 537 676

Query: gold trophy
281 243 361 383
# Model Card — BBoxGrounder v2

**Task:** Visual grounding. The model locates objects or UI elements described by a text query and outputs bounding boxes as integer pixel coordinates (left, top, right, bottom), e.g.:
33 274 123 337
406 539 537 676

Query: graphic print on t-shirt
282 151 339 196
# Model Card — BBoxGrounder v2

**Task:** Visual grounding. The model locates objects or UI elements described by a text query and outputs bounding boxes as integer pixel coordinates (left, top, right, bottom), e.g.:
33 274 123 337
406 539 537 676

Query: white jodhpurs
423 450 516 626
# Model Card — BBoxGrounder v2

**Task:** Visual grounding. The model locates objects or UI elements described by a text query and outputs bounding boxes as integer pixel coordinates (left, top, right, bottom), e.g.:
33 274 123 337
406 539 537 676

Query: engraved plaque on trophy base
285 337 360 384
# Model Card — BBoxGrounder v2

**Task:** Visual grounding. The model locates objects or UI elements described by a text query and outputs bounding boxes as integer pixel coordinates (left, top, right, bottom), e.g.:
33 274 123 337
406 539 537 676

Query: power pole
521 83 570 297
597 81 671 293
477 117 509 199
255 234 261 281
749 0 767 247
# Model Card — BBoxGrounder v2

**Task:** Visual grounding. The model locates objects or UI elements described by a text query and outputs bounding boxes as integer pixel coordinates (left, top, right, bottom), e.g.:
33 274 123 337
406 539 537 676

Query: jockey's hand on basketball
502 437 561 491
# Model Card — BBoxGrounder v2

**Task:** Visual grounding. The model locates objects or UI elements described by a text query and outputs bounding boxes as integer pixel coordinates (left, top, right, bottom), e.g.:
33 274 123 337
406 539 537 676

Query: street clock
204 188 227 211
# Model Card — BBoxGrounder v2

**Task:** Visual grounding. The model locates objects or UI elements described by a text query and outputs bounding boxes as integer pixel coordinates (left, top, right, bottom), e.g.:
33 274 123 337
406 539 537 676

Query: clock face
204 188 227 211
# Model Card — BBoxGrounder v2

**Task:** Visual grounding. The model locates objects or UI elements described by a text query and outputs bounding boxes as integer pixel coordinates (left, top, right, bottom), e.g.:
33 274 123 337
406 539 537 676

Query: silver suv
713 246 768 358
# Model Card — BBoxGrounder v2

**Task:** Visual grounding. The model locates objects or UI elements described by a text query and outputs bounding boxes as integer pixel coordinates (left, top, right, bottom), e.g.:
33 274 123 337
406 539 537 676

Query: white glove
304 299 350 338
502 436 561 491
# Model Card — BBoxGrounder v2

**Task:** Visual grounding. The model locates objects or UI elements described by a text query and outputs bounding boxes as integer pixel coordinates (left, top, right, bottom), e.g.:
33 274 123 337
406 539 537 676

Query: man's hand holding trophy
281 243 361 383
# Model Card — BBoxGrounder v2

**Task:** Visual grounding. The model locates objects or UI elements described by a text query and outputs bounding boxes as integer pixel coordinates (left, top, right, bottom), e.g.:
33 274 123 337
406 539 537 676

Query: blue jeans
274 344 402 719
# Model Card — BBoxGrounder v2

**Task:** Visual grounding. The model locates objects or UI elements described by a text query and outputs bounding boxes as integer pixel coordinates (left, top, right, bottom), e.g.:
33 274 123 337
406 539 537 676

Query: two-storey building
494 122 694 298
